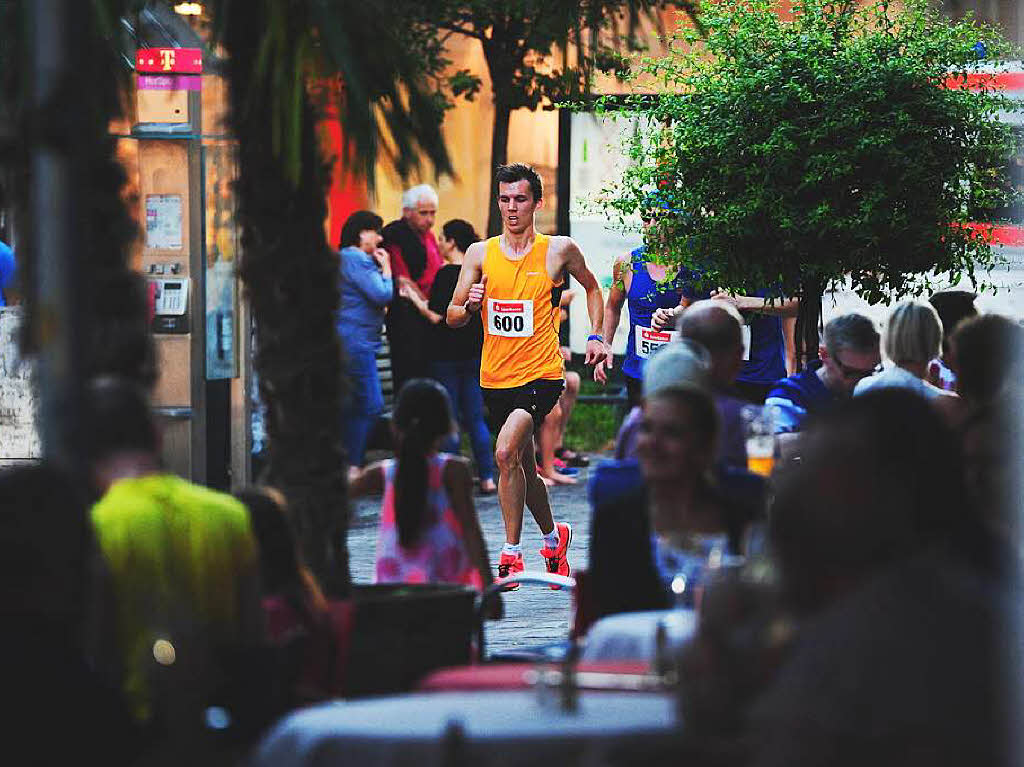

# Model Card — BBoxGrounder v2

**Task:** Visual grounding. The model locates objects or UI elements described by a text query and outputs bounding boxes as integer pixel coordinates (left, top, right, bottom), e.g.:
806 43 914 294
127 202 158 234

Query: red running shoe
540 522 572 589
496 551 524 591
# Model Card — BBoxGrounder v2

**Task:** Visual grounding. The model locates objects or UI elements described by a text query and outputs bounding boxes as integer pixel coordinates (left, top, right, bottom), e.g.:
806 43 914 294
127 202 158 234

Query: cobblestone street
349 464 597 656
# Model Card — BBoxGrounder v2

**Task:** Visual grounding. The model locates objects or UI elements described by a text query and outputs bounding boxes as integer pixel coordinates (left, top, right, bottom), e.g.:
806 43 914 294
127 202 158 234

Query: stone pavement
348 464 597 656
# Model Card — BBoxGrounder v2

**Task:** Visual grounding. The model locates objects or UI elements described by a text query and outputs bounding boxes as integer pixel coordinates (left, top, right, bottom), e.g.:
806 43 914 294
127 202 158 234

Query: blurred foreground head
83 376 159 493
770 389 980 612
950 313 1023 408
0 463 91 629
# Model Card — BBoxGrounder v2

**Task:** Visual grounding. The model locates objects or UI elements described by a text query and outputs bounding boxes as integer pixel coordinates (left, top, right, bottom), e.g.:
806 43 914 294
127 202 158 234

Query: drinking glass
742 404 776 477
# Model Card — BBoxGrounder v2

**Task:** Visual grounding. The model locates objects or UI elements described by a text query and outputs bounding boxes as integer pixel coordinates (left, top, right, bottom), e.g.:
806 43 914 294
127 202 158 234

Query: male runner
447 163 606 586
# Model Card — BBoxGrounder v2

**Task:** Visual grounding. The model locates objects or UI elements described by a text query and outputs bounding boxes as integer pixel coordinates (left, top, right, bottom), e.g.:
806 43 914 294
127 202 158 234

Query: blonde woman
855 300 964 424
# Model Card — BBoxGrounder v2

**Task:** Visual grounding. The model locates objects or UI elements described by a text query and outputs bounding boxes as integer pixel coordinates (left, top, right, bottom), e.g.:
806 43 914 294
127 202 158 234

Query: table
417 661 652 692
252 689 680 767
580 609 697 663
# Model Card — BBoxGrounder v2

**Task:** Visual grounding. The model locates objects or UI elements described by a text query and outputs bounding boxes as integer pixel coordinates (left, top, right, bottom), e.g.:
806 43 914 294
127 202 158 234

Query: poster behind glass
204 140 239 379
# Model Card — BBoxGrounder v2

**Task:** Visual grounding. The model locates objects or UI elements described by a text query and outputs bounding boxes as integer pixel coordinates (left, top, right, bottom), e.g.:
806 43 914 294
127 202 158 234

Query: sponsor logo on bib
636 326 676 359
488 298 534 337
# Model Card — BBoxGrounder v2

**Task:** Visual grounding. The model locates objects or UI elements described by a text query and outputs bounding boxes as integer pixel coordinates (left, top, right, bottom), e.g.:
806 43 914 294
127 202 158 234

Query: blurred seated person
743 389 1006 767
855 300 963 425
766 312 880 433
949 312 1023 413
590 343 760 620
1 464 140 764
676 299 749 466
927 289 977 391
237 487 350 702
616 299 748 466
85 378 266 731
961 400 1021 569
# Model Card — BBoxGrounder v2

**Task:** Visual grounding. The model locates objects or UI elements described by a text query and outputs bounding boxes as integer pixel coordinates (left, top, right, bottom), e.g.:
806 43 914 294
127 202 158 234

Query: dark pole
29 0 85 472
556 108 572 238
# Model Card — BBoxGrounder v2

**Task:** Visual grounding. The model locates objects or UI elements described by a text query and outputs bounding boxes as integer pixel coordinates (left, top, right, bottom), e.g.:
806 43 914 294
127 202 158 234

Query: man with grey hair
382 184 444 391
676 299 750 466
766 312 881 432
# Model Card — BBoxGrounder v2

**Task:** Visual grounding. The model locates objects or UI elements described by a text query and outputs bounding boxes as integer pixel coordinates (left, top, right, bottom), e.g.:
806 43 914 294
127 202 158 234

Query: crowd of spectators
2 185 1021 764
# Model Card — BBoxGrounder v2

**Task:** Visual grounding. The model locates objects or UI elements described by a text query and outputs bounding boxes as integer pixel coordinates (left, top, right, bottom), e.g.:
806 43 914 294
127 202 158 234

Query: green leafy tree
595 0 1020 359
397 0 697 235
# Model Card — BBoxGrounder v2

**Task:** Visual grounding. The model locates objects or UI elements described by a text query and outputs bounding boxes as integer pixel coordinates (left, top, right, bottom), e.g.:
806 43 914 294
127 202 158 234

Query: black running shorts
482 378 565 434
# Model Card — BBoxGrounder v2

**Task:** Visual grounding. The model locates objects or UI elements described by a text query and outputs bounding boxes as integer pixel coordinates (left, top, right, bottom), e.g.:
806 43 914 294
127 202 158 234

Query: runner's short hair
495 163 543 201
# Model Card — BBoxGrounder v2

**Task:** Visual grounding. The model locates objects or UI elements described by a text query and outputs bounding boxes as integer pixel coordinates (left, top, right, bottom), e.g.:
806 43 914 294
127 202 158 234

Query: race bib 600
487 298 533 337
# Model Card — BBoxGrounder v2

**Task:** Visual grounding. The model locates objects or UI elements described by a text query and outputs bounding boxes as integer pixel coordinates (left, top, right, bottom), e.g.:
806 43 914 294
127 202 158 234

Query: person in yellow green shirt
86 377 264 728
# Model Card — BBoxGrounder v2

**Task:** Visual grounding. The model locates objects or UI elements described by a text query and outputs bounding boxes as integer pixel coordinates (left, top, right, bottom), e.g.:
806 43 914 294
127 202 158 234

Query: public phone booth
114 6 250 488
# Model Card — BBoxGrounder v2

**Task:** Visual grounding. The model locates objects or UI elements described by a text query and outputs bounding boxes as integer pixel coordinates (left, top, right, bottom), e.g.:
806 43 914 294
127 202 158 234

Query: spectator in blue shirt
766 312 881 433
0 240 15 307
338 210 393 468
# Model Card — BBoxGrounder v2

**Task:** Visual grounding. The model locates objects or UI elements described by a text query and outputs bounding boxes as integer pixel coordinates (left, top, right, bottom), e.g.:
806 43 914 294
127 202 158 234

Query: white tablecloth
580 609 698 663
252 690 678 767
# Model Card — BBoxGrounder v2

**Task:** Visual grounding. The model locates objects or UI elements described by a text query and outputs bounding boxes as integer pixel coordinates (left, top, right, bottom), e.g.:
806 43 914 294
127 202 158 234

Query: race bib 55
636 326 676 359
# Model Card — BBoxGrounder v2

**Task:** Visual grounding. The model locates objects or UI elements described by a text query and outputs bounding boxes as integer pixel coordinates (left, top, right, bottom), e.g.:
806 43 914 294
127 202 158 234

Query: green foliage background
593 0 1020 319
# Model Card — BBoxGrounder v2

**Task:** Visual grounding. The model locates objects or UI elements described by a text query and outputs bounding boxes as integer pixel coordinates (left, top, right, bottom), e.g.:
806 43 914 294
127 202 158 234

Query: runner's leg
555 371 580 450
538 403 576 485
521 437 557 533
494 409 537 544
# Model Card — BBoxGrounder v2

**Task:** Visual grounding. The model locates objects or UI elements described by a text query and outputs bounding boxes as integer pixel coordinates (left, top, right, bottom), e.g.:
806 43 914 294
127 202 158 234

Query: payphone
150 273 190 334
134 45 207 481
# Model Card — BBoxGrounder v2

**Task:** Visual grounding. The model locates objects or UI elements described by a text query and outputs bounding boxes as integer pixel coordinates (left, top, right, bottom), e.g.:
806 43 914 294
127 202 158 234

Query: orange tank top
480 234 565 389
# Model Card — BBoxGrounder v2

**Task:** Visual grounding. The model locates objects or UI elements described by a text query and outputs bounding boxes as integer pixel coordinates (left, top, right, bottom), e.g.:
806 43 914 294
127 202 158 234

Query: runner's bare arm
595 255 629 383
651 293 694 330
446 242 486 328
709 292 799 317
560 237 607 367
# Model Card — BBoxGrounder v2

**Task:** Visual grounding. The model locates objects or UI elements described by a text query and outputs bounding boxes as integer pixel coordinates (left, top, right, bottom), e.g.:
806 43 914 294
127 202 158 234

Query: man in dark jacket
382 184 444 392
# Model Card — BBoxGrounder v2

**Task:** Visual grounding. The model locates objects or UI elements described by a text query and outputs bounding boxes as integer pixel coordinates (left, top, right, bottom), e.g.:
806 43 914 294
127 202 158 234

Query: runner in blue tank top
595 245 706 406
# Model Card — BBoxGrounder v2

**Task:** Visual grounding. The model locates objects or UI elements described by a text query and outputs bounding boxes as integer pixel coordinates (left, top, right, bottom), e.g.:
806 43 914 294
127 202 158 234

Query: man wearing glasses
766 313 881 432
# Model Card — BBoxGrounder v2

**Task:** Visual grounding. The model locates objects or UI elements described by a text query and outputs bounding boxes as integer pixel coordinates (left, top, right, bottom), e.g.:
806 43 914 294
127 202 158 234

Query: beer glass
742 404 776 477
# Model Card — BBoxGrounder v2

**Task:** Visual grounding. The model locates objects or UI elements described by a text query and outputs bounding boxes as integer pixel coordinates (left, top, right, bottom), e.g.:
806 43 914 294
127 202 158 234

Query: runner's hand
585 337 607 367
466 273 487 313
651 306 678 330
593 356 609 384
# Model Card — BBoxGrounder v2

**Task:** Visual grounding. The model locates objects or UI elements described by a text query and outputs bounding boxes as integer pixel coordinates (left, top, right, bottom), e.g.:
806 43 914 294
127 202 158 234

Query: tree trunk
486 86 513 237
223 1 350 596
